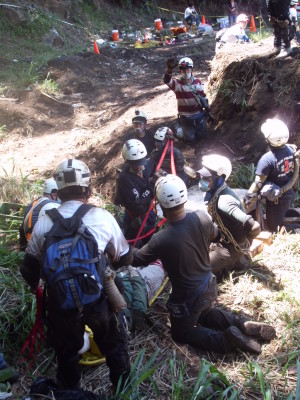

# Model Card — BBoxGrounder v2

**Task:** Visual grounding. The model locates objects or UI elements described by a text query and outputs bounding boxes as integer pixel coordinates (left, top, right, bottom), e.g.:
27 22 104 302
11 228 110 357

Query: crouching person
20 159 132 391
133 175 275 354
198 154 261 280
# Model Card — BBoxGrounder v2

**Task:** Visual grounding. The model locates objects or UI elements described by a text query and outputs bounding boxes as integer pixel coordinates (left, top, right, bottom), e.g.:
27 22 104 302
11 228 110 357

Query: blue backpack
42 204 106 311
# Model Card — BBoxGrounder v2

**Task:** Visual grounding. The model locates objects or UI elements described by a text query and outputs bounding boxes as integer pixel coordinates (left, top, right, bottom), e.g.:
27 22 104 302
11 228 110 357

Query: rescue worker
124 109 155 155
244 119 299 233
198 154 261 280
163 57 211 144
114 139 157 246
149 127 189 186
267 0 292 58
19 178 60 251
133 175 276 354
216 14 251 50
20 159 132 391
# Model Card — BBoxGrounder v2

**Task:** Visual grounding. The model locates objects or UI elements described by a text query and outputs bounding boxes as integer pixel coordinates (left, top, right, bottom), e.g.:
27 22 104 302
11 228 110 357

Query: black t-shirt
114 159 156 216
256 145 295 187
124 130 155 155
133 210 218 297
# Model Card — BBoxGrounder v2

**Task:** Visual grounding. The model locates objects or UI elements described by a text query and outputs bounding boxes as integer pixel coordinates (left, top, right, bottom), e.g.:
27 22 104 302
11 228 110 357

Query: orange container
155 19 163 31
112 30 119 41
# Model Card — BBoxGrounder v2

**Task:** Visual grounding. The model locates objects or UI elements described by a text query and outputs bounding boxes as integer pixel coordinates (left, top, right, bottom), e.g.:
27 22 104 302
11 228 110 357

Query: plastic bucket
112 30 119 41
155 19 163 31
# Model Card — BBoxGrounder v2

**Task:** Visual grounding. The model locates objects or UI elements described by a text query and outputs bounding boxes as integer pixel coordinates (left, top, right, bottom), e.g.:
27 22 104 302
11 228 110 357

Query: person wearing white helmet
20 158 132 391
267 0 292 58
19 178 60 251
114 139 157 245
244 119 297 232
163 56 213 144
149 127 189 186
132 174 275 354
216 13 251 50
198 154 261 279
124 109 155 155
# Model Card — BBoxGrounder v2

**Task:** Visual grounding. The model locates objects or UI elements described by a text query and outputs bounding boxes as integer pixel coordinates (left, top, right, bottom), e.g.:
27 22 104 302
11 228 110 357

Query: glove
150 168 168 185
244 217 261 238
243 192 257 207
165 130 174 141
166 58 176 74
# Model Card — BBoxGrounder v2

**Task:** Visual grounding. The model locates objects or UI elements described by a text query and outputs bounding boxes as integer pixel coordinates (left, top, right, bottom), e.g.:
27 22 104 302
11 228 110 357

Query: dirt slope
0 33 299 201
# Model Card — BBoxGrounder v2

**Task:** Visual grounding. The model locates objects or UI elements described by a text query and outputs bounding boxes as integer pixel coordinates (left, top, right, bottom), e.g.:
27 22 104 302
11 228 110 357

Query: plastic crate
0 202 24 223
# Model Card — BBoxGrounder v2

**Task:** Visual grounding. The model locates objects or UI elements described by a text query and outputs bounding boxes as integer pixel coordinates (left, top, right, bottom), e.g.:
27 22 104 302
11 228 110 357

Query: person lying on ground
132 174 276 355
198 154 261 281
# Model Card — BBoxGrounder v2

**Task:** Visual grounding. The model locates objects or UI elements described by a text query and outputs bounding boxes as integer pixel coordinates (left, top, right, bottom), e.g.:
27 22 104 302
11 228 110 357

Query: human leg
179 115 197 144
47 308 84 389
86 299 130 389
194 114 207 140
209 243 237 278
270 16 282 50
229 15 234 27
266 191 295 232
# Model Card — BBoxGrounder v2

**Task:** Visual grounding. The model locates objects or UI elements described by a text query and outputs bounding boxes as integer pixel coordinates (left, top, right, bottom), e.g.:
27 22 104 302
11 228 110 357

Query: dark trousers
209 243 245 278
266 190 295 232
168 276 240 353
47 297 130 389
270 16 290 49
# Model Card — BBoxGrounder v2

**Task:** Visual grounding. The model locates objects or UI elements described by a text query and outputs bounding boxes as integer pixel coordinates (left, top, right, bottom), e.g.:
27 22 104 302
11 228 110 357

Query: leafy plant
228 162 255 189
38 72 60 96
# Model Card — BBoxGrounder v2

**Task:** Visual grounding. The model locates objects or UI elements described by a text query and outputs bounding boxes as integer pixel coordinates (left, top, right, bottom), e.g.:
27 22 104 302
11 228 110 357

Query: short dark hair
58 185 90 202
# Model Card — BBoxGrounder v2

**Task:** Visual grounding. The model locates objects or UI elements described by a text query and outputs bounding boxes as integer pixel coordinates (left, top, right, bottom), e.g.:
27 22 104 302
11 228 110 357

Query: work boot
239 321 276 341
225 326 261 354
276 47 292 58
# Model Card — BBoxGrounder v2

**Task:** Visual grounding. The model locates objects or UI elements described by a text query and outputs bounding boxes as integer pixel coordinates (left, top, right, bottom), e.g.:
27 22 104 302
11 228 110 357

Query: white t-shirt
221 23 246 43
27 200 129 262
290 7 297 21
185 6 196 19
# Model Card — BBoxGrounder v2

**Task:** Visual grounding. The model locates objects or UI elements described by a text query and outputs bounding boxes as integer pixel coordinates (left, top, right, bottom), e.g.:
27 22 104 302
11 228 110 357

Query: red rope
20 287 45 369
131 139 175 247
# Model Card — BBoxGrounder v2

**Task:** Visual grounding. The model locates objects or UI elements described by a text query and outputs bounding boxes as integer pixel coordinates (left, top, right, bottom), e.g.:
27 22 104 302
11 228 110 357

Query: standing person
244 119 299 233
149 127 189 186
184 2 200 27
19 178 60 251
124 109 155 155
289 0 300 43
163 57 212 144
227 0 238 27
114 139 157 245
198 154 261 280
133 174 276 354
267 0 292 58
20 159 132 391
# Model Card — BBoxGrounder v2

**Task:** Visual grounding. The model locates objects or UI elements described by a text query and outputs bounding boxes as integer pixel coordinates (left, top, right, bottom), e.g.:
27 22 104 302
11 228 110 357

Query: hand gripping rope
20 286 45 370
128 139 176 247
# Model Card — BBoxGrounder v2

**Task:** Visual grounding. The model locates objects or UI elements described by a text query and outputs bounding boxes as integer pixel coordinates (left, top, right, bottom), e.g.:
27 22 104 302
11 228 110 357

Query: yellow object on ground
79 326 106 366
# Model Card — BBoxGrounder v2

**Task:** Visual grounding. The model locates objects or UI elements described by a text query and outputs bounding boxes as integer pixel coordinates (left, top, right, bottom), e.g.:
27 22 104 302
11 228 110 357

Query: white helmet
154 127 173 142
261 119 289 147
155 174 187 209
132 109 147 124
290 0 298 5
54 159 91 190
178 57 193 69
43 178 58 194
237 14 249 23
200 154 232 180
122 139 147 161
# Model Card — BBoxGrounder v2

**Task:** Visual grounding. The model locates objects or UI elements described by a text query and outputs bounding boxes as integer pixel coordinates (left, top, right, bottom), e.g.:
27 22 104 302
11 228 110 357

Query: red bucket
112 30 119 41
155 19 163 31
